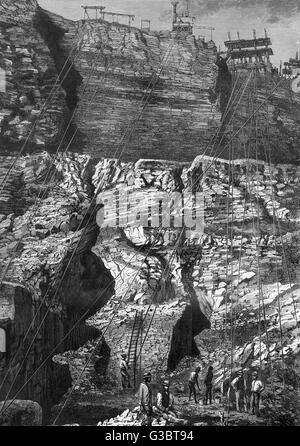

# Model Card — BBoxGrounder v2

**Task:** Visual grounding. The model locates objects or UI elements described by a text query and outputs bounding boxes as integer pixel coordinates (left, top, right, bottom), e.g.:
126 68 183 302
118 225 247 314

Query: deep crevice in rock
33 7 83 152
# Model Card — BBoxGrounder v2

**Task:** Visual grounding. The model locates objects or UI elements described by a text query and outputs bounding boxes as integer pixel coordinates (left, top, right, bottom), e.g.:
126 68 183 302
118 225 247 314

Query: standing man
251 371 264 415
139 372 153 426
120 353 131 390
243 369 251 412
230 370 247 412
156 380 177 419
204 366 214 405
188 366 201 404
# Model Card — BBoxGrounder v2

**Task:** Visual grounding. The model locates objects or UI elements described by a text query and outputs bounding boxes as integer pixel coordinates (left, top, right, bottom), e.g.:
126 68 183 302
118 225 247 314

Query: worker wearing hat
204 366 214 405
229 369 247 412
250 371 264 415
188 365 201 404
139 372 153 426
156 379 177 419
120 353 131 390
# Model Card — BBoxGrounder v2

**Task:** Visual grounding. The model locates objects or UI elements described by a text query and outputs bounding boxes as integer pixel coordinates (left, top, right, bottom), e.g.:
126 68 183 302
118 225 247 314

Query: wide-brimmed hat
143 372 152 379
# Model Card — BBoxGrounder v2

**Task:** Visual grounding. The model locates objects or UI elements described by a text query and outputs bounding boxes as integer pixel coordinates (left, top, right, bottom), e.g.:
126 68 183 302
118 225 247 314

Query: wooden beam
224 37 272 50
228 47 273 60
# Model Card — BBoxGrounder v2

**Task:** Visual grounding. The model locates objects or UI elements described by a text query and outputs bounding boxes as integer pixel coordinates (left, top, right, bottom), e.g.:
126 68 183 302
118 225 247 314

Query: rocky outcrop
50 154 299 420
68 22 221 161
218 68 300 163
0 399 42 426
1 2 222 161
0 152 113 418
0 1 69 152
2 3 299 166
1 1 300 427
1 150 299 423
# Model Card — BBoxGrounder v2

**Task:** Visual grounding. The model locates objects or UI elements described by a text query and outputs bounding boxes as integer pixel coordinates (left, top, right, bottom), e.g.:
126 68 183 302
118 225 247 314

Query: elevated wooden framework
225 30 273 66
171 0 195 34
81 6 135 26
283 52 300 77
141 19 151 32
229 47 273 62
225 37 271 51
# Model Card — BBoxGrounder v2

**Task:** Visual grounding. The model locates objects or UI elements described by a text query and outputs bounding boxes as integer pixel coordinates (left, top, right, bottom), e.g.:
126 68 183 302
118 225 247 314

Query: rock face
0 152 113 419
0 1 69 152
1 151 300 422
1 1 300 427
219 68 300 163
0 2 221 160
51 154 299 421
69 23 221 161
1 3 299 165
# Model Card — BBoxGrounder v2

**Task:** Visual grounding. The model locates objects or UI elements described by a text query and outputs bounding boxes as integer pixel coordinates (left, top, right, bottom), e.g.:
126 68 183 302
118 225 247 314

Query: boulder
0 400 42 426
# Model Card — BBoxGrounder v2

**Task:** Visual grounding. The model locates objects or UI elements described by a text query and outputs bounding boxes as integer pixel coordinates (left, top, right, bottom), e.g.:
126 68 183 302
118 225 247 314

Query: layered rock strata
0 152 113 419
53 155 300 419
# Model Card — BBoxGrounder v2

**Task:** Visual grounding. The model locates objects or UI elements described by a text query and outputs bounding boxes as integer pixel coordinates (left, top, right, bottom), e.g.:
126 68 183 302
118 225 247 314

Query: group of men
138 366 215 426
188 365 214 405
188 365 264 415
229 369 265 415
120 355 183 425
139 372 180 426
120 354 265 425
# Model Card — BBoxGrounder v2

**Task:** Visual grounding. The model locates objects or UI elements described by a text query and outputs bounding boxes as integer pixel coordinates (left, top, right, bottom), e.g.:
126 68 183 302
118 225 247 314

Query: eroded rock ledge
1 152 300 423
48 155 299 423
0 152 113 419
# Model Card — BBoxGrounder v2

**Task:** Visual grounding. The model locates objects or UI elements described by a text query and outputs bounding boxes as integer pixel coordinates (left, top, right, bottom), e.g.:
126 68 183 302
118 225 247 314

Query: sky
38 0 300 67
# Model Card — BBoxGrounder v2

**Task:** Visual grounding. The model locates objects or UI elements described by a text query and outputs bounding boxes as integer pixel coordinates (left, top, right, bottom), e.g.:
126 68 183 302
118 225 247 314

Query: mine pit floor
52 390 264 426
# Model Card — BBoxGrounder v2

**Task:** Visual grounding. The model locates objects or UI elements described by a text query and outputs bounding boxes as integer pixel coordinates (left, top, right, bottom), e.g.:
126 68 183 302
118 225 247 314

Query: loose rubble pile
97 408 167 427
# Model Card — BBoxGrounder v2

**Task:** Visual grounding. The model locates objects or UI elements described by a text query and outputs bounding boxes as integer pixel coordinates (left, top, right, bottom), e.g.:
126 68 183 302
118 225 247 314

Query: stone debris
97 407 167 427
54 154 300 409
0 400 42 426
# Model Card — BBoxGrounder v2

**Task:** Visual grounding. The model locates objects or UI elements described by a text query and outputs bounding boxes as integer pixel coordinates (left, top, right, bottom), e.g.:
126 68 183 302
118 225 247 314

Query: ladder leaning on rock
127 310 144 387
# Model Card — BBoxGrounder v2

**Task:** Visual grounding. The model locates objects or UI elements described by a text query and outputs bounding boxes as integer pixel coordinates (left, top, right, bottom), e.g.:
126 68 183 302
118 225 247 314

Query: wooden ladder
127 310 143 387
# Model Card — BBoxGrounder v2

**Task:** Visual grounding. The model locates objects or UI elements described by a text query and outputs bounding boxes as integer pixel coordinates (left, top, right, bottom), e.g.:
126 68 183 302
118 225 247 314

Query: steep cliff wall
69 22 221 161
51 155 299 415
0 3 222 161
0 152 114 420
0 1 69 153
1 2 300 426
1 150 300 422
217 68 300 163
2 4 299 165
